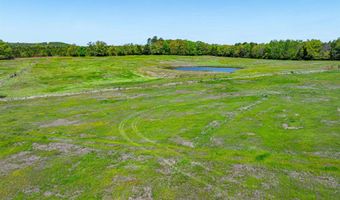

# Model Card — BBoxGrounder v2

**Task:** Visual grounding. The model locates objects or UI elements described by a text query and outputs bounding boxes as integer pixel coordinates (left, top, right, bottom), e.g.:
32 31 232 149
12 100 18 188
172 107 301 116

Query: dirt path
0 69 329 102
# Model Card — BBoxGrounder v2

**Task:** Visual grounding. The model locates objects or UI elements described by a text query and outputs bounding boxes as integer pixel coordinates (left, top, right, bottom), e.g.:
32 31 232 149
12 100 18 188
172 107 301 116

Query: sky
0 0 339 45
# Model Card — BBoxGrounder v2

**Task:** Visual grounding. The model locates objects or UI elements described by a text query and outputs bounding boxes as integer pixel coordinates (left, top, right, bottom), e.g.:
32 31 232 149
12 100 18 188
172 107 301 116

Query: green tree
161 40 170 55
87 41 108 56
251 43 265 58
2 37 338 60
107 46 118 56
143 44 151 55
210 45 218 56
195 41 210 55
330 38 340 60
78 47 87 56
0 40 13 59
67 45 80 56
150 40 163 54
303 40 324 60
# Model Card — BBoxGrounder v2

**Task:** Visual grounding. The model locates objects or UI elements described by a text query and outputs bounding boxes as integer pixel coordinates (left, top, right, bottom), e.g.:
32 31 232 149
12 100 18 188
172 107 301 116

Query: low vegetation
0 56 339 199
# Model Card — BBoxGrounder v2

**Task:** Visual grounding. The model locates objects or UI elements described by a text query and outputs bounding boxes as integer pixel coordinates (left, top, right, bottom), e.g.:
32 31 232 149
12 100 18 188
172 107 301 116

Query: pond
174 66 240 73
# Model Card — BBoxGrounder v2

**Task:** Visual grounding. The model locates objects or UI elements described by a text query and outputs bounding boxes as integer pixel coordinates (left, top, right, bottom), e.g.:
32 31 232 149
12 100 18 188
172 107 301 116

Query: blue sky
0 0 339 45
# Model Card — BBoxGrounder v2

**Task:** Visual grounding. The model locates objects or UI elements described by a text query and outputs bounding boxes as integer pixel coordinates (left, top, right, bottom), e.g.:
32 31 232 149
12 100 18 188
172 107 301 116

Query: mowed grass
0 56 339 199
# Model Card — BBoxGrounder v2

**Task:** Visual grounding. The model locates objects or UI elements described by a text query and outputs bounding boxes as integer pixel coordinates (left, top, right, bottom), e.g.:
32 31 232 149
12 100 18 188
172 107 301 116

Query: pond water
174 66 240 73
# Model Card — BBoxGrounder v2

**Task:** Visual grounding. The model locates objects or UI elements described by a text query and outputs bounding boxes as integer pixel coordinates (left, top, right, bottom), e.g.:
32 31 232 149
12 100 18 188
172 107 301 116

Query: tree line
1 36 339 60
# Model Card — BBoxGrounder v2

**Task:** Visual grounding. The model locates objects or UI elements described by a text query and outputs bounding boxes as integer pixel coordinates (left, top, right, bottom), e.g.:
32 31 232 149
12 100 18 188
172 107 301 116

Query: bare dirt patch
23 186 40 194
112 175 137 183
238 100 264 112
288 171 339 189
79 133 92 138
244 132 256 136
104 136 117 140
175 90 189 94
282 123 303 130
129 186 153 200
170 136 194 148
0 151 41 175
157 158 177 175
201 120 221 135
119 153 135 162
32 142 92 155
210 136 224 146
312 151 340 159
321 119 340 125
302 97 330 103
295 85 318 90
222 164 279 189
39 119 81 128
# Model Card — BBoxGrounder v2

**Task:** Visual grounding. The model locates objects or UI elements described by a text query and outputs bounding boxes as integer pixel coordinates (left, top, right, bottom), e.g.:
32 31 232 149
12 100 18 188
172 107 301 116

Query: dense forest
1 37 339 60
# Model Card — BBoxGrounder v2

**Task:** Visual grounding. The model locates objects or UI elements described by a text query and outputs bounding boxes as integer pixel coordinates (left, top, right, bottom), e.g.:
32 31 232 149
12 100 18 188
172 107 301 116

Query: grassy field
0 56 339 199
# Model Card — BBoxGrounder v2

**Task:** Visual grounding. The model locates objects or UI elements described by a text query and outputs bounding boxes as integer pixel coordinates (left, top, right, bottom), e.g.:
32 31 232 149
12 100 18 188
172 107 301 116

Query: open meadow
0 56 339 199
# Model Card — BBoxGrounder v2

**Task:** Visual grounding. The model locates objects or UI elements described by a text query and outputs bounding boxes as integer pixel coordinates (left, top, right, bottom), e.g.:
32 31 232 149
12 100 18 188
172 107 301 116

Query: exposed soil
170 136 194 148
288 170 339 189
282 123 303 130
39 119 81 128
157 158 177 175
32 142 92 155
129 186 153 200
0 151 41 175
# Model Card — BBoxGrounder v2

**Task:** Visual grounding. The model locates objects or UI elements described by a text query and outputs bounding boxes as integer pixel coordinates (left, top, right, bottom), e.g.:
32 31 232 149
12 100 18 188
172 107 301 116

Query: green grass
0 56 339 199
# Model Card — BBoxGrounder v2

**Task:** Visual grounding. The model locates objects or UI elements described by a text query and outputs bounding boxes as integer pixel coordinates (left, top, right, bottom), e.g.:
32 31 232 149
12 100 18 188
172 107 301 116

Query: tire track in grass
118 110 147 147
132 98 267 170
130 105 225 175
118 96 268 196
118 103 229 196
